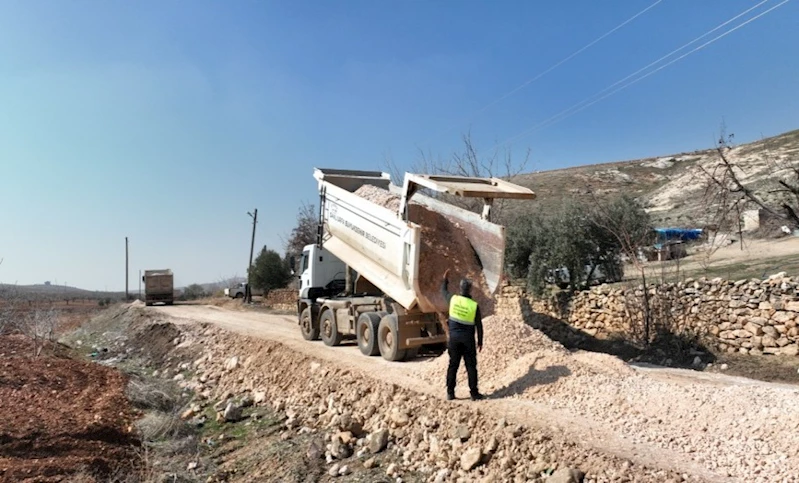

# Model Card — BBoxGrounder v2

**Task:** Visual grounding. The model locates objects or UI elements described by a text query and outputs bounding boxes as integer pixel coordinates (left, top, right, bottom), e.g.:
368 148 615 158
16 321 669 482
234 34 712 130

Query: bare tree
20 307 60 357
383 132 532 222
700 129 799 234
283 202 318 261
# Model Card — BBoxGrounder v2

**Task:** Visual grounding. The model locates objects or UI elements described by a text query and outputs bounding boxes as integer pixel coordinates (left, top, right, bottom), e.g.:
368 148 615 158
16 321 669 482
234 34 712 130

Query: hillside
0 283 125 300
506 128 799 227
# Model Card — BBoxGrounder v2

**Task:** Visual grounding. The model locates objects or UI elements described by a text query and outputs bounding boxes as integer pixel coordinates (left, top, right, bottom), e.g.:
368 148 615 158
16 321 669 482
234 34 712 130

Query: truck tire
320 309 343 347
357 312 382 356
378 314 406 362
234 292 243 299
300 307 319 341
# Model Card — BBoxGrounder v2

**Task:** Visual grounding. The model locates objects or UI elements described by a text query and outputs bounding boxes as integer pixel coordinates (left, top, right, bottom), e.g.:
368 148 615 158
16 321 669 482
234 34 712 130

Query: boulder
460 447 483 471
223 402 242 422
369 429 389 454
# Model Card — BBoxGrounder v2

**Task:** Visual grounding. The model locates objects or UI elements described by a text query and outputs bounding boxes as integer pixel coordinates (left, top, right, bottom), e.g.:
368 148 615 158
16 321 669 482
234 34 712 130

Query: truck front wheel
320 309 343 347
300 307 319 341
357 312 382 356
378 314 406 362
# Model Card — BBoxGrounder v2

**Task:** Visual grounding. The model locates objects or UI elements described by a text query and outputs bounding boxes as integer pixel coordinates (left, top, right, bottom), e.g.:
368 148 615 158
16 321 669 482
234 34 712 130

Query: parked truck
224 282 264 298
297 168 535 361
142 269 174 306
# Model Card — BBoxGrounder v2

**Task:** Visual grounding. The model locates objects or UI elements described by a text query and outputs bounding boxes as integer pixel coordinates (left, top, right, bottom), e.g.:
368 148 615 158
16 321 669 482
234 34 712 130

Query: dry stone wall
264 288 296 311
500 272 799 356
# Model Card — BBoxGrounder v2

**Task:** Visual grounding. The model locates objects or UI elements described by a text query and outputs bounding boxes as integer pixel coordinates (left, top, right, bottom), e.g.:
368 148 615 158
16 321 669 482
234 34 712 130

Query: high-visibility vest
449 295 478 325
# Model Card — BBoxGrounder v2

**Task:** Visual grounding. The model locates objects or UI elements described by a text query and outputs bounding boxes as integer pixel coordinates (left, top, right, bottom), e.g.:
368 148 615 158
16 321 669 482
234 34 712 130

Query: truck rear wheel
320 309 343 347
378 314 406 362
300 307 319 341
357 312 382 356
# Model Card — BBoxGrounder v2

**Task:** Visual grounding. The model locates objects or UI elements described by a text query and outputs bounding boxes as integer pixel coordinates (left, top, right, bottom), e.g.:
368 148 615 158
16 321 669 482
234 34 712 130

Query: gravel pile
419 294 799 482
353 185 493 314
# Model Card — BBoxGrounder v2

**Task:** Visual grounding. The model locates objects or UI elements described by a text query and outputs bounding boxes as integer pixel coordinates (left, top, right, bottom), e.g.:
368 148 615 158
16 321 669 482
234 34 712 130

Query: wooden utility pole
125 237 129 301
245 209 258 304
138 269 142 300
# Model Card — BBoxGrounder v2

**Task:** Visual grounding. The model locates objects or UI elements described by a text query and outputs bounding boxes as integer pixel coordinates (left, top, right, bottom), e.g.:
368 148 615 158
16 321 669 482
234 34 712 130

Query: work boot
470 393 486 401
447 392 455 401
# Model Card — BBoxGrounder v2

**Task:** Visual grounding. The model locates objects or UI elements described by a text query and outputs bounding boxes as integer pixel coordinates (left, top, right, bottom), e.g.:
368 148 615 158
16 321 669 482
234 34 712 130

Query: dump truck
142 269 174 306
297 168 535 361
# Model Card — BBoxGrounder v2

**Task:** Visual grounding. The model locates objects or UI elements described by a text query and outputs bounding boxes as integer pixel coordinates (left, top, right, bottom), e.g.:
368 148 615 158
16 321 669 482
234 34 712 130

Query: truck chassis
298 296 446 361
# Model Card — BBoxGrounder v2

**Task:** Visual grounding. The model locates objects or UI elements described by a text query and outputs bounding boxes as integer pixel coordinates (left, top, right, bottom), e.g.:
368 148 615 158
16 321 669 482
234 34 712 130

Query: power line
437 0 664 137
498 0 789 149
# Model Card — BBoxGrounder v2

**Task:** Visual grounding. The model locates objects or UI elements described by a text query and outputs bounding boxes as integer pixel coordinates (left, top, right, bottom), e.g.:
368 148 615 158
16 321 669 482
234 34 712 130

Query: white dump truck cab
299 244 347 300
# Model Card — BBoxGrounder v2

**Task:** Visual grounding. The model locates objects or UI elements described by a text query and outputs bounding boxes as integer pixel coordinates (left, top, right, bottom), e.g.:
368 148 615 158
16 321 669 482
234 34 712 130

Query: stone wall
264 288 296 311
498 272 799 356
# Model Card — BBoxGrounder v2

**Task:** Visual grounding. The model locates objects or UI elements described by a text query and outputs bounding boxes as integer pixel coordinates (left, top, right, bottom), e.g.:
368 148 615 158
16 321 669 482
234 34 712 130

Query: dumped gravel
353 185 493 314
419 298 799 482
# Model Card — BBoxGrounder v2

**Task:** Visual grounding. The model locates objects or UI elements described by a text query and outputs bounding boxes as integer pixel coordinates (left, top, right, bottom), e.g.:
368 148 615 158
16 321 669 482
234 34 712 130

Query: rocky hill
506 128 799 228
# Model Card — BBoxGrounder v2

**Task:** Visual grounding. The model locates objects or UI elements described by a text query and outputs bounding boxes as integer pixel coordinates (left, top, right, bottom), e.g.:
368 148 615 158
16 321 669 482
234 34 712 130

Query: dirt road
153 303 799 482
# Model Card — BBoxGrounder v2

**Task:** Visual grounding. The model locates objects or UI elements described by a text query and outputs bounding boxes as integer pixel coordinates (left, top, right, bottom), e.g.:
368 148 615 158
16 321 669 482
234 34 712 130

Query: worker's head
459 278 473 297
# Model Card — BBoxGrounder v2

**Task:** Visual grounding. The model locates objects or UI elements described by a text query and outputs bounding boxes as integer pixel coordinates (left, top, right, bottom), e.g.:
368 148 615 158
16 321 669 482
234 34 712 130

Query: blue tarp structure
654 228 703 248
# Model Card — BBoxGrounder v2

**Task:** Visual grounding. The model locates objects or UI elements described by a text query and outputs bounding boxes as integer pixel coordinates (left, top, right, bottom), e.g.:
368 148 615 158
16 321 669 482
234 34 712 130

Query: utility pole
125 237 130 301
245 209 258 304
138 269 142 300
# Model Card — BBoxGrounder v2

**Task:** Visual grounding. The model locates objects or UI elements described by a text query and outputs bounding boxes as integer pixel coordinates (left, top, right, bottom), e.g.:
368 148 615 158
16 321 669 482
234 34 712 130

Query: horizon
1 0 797 291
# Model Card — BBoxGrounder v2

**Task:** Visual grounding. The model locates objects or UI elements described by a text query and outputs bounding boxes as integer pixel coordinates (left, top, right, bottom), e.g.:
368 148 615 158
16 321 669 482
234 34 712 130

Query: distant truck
224 282 264 298
142 269 174 306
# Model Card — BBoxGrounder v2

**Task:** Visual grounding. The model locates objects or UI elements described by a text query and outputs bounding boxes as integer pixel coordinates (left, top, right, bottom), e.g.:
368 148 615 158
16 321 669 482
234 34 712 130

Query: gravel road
155 303 799 482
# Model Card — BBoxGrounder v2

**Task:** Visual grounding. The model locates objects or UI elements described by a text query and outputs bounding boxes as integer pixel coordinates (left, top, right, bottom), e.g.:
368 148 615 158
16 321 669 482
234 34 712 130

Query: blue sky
1 0 796 290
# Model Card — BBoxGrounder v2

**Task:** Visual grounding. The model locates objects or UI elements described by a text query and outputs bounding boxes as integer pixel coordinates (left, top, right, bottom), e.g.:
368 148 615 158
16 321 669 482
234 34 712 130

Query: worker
441 269 485 401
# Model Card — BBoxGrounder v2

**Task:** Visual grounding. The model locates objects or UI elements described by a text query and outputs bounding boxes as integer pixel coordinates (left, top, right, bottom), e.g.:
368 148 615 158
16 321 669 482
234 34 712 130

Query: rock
460 447 483 471
390 409 410 427
386 463 398 476
337 431 355 445
773 311 794 323
692 356 702 366
253 391 267 404
485 436 499 453
240 395 254 408
720 364 729 370
762 335 778 347
369 429 389 454
763 326 779 338
224 356 239 371
328 464 341 477
785 301 799 312
181 405 200 420
781 344 799 356
186 461 198 471
453 424 471 442
434 468 451 483
331 434 353 459
307 439 324 460
744 322 763 336
223 402 242 422
364 457 377 469
338 465 351 476
546 468 585 483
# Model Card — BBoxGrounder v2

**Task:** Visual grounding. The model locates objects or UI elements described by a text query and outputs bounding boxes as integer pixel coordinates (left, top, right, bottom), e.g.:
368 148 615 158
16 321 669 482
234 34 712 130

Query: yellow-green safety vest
449 295 478 325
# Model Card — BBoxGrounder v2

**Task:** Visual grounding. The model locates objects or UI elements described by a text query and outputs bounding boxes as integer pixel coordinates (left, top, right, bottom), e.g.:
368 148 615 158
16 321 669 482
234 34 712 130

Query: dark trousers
447 336 478 396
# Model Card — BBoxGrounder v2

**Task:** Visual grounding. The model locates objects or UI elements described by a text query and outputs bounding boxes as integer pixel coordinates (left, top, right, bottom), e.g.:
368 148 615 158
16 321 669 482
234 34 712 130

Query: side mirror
289 256 296 269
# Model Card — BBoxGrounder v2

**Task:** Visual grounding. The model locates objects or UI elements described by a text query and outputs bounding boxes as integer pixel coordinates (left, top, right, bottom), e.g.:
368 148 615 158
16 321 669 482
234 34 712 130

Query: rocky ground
66 304 686 483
